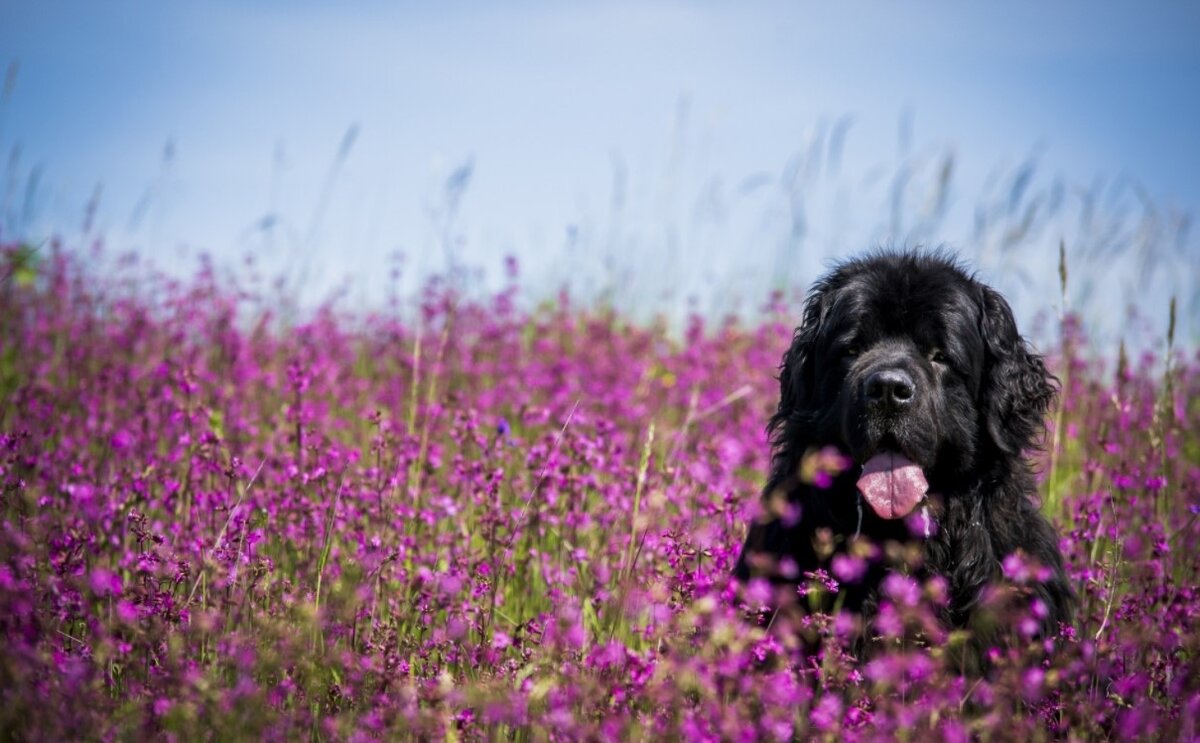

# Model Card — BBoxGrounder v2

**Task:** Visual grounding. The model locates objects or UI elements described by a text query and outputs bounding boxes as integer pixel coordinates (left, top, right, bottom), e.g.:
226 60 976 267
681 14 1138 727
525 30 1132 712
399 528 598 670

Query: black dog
735 250 1071 646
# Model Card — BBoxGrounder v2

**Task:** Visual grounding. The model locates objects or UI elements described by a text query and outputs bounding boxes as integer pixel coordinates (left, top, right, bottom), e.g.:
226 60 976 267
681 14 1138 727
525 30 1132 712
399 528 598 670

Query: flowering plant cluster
0 243 1197 740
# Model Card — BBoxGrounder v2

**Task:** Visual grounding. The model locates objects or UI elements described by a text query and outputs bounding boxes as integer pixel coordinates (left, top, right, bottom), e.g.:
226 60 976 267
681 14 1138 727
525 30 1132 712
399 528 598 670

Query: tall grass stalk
312 473 346 650
1046 240 1070 519
624 422 655 579
1153 295 1177 526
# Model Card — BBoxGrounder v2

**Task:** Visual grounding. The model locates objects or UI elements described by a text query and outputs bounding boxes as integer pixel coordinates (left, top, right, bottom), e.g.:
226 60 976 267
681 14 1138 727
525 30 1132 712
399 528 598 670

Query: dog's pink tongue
857 452 928 520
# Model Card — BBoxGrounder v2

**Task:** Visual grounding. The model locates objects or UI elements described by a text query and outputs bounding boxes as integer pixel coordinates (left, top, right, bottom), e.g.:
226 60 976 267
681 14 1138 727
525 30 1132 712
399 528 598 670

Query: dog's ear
769 285 829 440
978 286 1057 455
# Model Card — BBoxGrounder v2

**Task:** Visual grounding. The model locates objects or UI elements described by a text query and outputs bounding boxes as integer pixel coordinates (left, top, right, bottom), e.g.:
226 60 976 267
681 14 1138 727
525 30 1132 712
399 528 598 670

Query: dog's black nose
865 369 915 409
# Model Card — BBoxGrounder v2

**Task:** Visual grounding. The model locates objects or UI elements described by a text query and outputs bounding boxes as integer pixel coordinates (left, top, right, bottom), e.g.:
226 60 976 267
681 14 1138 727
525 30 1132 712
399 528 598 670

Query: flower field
1 243 1197 740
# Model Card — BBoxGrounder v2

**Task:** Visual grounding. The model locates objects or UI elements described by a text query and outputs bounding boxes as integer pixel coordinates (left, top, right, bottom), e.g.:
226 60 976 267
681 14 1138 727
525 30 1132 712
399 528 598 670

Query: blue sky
1 1 1198 338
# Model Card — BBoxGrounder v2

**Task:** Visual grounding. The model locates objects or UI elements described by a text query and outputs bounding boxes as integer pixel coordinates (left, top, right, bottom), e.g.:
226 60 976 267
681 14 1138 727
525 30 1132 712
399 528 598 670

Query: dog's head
770 250 1055 520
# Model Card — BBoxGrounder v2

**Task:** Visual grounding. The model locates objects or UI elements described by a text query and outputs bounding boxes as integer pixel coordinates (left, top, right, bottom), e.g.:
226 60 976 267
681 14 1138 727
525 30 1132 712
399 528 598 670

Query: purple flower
88 568 123 597
831 554 867 583
109 429 134 451
810 695 843 732
882 573 920 606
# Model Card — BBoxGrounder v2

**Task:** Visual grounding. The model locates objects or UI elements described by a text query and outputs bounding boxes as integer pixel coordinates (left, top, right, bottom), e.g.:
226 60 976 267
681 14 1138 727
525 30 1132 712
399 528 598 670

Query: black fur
735 249 1072 645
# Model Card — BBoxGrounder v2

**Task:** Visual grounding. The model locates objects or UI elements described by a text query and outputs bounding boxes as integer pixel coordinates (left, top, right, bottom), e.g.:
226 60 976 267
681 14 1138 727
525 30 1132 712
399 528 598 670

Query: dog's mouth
856 449 929 520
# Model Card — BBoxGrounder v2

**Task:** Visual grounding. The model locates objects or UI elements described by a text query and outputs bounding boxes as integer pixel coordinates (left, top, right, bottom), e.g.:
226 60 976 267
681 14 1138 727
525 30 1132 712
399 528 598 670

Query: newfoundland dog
734 250 1072 646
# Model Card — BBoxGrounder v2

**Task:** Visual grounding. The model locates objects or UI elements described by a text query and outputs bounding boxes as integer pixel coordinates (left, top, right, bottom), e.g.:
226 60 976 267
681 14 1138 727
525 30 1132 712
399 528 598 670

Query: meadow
0 240 1197 740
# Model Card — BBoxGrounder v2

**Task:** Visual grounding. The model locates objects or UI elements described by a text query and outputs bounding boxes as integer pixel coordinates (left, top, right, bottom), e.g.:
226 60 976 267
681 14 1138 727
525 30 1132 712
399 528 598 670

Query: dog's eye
843 346 859 358
929 349 948 365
